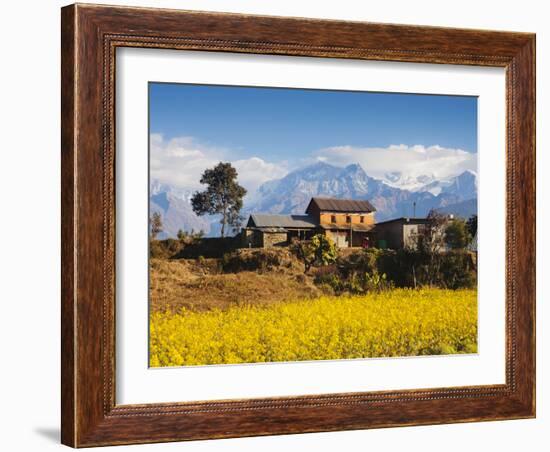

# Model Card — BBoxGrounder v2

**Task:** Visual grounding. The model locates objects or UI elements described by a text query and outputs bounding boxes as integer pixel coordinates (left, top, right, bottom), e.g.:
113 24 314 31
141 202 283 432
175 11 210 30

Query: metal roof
247 214 318 229
306 197 376 214
374 217 430 226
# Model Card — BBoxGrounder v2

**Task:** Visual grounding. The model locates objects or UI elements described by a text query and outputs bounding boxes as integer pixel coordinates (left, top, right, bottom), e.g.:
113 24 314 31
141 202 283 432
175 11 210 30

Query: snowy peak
440 170 478 199
380 171 437 192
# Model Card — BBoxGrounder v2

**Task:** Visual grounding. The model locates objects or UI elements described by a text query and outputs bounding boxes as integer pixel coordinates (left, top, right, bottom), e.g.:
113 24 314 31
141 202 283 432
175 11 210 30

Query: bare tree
409 211 449 286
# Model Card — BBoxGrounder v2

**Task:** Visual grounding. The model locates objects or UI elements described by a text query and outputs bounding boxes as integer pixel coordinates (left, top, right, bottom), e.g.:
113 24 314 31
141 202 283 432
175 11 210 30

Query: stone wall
262 231 288 248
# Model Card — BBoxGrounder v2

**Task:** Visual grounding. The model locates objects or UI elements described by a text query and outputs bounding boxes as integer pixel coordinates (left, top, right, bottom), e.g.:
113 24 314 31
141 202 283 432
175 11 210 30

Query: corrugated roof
306 197 376 214
374 217 430 226
247 214 318 229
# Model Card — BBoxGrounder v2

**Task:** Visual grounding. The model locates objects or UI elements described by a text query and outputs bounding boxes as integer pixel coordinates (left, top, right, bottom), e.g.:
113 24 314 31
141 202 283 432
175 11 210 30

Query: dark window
360 216 365 223
331 215 336 223
346 216 351 223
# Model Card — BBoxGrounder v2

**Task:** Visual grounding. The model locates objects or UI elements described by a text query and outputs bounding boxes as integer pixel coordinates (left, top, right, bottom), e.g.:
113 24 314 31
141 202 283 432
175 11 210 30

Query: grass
150 288 478 367
149 257 322 312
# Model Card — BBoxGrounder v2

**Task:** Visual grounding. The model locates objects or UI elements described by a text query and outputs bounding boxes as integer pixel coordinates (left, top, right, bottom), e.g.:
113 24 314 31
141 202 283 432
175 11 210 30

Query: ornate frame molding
62 4 535 447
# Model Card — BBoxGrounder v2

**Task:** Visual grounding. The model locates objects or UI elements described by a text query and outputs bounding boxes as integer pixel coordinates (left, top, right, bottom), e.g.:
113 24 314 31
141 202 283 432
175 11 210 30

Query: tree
466 214 478 237
292 234 337 273
413 210 448 255
445 219 472 249
176 229 188 243
150 211 163 239
191 162 247 237
409 211 448 286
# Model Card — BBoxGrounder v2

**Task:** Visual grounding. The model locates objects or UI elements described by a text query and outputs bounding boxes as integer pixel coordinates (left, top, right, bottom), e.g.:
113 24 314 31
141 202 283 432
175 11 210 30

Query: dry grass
150 258 322 312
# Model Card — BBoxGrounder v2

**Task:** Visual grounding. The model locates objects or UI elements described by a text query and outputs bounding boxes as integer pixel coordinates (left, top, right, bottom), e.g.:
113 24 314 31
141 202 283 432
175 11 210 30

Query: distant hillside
246 162 477 222
149 182 211 239
435 198 478 219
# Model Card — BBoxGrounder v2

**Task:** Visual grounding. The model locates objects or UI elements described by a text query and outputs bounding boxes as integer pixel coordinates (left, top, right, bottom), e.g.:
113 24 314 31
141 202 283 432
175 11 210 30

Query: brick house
242 197 376 248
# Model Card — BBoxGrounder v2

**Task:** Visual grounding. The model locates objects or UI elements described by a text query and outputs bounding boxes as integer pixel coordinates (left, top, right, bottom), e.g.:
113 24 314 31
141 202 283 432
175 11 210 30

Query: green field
150 288 477 367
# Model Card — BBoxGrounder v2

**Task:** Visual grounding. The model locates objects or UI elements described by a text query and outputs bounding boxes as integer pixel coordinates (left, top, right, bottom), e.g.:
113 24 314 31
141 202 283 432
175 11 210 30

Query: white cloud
150 134 288 194
314 144 477 182
233 157 288 193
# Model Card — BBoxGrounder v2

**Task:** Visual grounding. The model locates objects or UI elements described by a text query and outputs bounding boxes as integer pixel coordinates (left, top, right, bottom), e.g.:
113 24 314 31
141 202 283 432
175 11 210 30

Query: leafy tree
191 162 247 237
292 234 337 273
150 211 163 239
445 219 472 249
466 214 478 237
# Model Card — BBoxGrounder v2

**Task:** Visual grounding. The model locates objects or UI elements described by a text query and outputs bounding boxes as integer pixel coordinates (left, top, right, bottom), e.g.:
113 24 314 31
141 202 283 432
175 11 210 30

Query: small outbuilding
242 214 317 248
373 217 431 250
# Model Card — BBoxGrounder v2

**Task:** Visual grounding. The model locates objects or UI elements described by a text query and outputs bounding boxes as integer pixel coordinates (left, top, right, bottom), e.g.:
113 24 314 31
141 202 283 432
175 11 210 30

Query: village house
242 197 376 248
373 217 432 250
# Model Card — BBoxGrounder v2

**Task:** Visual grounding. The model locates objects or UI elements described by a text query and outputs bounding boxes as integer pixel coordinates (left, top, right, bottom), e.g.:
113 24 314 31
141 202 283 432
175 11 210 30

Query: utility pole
413 201 417 218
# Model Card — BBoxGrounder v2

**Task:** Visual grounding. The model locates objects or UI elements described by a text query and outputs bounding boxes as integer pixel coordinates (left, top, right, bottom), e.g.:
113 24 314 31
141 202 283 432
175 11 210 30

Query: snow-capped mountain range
150 162 478 238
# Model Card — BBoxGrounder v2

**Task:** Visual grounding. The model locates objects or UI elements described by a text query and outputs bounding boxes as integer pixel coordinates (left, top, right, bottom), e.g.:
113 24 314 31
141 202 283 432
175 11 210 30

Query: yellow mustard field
149 288 477 367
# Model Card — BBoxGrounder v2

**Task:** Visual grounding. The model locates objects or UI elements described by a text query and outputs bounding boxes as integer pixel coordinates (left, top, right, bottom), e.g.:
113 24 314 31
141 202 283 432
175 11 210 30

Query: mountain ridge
150 162 478 237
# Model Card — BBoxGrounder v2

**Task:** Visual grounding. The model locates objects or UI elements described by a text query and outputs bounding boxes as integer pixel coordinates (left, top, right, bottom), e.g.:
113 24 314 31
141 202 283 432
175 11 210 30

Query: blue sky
149 82 477 192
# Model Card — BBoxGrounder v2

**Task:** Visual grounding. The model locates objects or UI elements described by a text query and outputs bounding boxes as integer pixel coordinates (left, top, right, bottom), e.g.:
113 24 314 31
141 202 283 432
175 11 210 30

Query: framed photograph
61 3 535 447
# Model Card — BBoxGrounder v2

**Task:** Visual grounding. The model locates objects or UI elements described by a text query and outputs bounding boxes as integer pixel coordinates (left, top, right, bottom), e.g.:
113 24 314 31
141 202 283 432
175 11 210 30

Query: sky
149 82 477 193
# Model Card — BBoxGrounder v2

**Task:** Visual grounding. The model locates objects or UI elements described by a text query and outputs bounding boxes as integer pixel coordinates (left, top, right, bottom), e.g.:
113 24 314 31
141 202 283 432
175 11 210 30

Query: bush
149 239 183 259
313 261 392 295
173 236 239 259
327 248 477 290
313 265 344 293
290 234 337 272
337 248 381 275
445 219 472 249
439 250 477 289
221 249 295 273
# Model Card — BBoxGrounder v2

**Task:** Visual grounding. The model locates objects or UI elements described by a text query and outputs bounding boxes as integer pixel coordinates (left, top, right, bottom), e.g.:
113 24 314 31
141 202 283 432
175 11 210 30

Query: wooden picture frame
61 3 535 447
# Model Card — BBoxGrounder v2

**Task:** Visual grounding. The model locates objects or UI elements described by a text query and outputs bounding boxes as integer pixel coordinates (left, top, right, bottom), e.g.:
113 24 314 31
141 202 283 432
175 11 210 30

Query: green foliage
445 219 472 249
311 234 338 266
176 228 205 245
176 229 186 242
313 265 345 293
439 250 477 289
292 234 337 273
314 249 393 294
191 162 247 237
150 211 163 239
336 248 477 290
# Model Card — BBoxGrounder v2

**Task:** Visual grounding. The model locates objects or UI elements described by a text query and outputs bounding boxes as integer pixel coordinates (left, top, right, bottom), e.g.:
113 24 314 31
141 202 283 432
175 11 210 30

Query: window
331 215 336 223
346 215 351 223
360 216 365 223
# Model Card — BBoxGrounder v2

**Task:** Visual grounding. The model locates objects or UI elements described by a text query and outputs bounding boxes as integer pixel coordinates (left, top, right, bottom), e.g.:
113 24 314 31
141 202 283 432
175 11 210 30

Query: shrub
313 265 344 293
337 248 476 290
439 250 477 289
291 234 337 273
221 249 295 273
149 238 183 259
445 219 472 249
